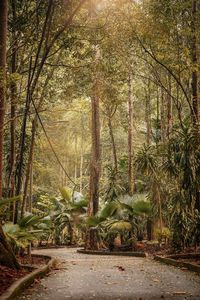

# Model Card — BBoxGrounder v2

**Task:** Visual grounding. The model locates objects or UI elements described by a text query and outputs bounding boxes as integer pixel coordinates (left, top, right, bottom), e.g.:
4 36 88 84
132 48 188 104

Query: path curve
18 248 200 300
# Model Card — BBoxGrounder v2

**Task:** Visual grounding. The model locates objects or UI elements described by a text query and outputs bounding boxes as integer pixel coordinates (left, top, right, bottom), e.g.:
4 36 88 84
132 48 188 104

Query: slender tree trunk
27 161 33 213
145 81 152 146
86 43 101 250
21 119 36 217
191 2 200 211
88 88 101 216
0 0 7 197
157 187 163 234
14 58 32 223
74 135 78 183
128 72 134 195
191 0 199 124
80 115 84 193
167 74 173 138
156 86 160 146
9 63 17 222
108 116 118 172
160 87 166 143
8 0 17 222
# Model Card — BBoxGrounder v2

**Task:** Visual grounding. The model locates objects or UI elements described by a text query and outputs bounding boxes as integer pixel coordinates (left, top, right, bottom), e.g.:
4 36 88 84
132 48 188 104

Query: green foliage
132 200 152 216
59 187 72 202
107 220 132 232
0 195 22 207
2 213 49 252
3 223 35 250
135 146 158 176
18 214 43 228
155 227 171 243
2 0 199 253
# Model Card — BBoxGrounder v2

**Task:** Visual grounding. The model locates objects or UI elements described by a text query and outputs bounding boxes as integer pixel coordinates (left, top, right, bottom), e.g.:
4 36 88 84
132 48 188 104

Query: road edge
77 249 147 257
0 256 56 300
154 255 200 274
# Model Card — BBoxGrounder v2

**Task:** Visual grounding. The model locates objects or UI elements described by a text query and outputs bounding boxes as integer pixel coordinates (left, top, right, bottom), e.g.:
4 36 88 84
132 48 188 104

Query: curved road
18 248 200 300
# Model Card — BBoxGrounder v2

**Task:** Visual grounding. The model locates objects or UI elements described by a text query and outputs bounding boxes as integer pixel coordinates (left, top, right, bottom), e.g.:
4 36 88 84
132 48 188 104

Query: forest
0 0 200 281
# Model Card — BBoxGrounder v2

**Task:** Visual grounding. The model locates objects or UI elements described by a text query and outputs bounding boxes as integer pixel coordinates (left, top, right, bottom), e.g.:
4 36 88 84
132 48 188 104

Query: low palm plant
87 195 152 247
3 214 51 253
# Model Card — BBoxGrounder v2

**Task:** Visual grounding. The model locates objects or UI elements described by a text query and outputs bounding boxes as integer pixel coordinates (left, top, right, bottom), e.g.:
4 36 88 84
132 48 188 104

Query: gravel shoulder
17 248 200 300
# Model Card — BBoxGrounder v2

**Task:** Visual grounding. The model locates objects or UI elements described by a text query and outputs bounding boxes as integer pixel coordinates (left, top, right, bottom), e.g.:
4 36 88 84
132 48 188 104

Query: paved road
18 248 200 300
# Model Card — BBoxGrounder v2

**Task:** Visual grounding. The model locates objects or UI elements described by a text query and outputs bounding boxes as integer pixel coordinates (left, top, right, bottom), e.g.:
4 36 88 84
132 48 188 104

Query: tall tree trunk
191 0 199 124
14 58 32 223
156 86 160 146
88 86 101 216
108 116 118 172
160 87 166 143
128 72 134 195
0 0 20 270
8 0 17 222
80 115 84 193
0 0 7 197
86 42 101 250
28 161 33 213
145 81 152 146
74 134 78 183
21 119 36 217
167 74 173 138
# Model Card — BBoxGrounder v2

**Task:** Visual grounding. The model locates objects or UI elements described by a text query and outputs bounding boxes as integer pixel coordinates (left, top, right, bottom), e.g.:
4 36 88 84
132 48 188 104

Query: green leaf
18 214 42 228
0 195 22 207
132 200 152 216
108 220 132 232
59 187 72 201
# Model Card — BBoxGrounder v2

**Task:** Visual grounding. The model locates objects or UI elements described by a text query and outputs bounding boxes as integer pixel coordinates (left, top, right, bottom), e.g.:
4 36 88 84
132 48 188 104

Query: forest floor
16 248 200 300
0 255 49 295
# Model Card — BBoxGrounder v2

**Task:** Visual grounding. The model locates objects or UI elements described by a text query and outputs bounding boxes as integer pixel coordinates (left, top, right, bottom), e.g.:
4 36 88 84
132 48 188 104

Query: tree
86 1 101 249
0 0 20 268
0 0 7 197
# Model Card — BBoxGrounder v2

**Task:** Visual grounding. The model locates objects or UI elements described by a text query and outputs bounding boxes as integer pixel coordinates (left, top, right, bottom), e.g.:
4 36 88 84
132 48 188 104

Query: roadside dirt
0 255 49 296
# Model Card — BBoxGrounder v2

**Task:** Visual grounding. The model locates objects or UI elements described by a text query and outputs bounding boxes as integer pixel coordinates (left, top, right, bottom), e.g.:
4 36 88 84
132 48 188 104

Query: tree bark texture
21 119 36 217
191 0 199 124
108 116 118 172
8 0 17 222
160 87 166 143
88 92 101 216
0 225 20 269
167 74 173 138
145 82 152 146
128 73 134 195
87 42 101 250
0 0 7 197
14 58 32 223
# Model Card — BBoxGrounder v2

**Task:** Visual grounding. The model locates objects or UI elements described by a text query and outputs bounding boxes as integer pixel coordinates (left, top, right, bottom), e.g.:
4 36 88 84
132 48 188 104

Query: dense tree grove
0 0 200 267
